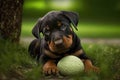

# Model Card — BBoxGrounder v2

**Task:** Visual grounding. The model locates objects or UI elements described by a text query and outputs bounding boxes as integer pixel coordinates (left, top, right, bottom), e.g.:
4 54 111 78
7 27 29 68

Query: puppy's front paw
84 60 100 73
43 60 59 75
85 65 100 73
91 66 100 73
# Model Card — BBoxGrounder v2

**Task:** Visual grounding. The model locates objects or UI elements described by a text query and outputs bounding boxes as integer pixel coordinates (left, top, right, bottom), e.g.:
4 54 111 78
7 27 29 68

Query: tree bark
0 0 24 43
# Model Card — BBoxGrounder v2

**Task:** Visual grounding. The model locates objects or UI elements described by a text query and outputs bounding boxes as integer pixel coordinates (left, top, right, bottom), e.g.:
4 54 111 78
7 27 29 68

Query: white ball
57 55 84 76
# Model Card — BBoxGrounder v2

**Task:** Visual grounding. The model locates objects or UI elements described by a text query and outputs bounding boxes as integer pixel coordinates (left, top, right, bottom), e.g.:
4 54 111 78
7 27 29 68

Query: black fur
32 11 79 39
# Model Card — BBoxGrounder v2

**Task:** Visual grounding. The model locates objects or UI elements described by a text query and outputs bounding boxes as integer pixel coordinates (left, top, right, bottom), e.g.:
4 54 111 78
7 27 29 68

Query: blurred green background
22 0 120 38
1 0 120 80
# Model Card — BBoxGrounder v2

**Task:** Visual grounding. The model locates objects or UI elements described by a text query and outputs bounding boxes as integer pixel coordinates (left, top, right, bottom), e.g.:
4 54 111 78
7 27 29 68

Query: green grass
21 19 36 37
0 39 120 80
77 22 120 38
0 40 36 79
21 20 120 38
82 43 120 80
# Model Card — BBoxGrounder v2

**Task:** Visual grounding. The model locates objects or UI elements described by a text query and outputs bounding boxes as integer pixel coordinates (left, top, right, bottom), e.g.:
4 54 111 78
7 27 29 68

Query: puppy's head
32 11 79 53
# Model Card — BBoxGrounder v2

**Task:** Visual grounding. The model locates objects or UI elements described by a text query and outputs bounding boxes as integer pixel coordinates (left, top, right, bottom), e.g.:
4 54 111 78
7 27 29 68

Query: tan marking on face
46 25 50 30
63 35 73 49
57 21 62 27
49 41 55 52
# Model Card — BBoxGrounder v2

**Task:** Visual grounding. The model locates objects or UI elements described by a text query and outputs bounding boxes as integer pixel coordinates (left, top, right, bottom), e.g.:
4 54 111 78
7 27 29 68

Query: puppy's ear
62 11 79 30
32 18 42 39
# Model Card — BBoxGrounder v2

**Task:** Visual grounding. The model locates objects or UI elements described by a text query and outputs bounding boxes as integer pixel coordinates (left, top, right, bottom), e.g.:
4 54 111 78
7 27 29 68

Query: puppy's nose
54 38 63 45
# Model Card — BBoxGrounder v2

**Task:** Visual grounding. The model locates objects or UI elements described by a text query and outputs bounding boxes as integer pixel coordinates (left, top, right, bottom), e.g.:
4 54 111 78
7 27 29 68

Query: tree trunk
0 0 24 43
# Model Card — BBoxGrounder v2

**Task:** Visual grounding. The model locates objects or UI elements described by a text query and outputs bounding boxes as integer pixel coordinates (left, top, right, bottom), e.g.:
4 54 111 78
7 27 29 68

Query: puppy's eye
43 27 51 36
60 25 67 31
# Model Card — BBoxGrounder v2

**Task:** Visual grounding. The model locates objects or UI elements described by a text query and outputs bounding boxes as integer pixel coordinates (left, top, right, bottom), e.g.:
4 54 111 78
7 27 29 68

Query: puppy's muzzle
54 38 63 45
54 39 64 49
53 36 64 48
51 31 64 46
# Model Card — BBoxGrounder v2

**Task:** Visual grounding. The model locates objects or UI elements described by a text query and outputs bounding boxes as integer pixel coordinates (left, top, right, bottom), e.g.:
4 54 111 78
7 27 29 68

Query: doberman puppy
28 11 99 75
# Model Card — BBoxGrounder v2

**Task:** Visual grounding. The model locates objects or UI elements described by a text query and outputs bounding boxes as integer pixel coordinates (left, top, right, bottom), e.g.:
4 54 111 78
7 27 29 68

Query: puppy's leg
28 39 40 59
75 49 100 73
83 59 100 73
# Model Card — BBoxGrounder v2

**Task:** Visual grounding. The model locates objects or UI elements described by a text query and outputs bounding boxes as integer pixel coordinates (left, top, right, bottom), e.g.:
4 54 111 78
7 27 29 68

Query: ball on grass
57 55 84 76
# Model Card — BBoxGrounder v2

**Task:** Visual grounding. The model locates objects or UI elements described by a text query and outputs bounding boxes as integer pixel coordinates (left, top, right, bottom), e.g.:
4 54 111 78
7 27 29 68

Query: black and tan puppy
28 11 99 75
